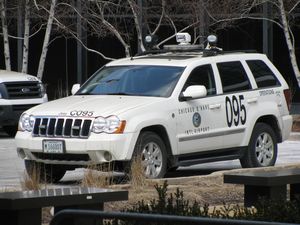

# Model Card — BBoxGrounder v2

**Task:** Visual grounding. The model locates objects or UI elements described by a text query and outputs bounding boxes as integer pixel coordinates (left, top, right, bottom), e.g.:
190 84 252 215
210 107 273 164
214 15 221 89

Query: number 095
225 95 247 127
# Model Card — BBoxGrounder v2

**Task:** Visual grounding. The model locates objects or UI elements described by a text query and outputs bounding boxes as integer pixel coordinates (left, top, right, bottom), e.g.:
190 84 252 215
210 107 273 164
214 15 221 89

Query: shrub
106 181 300 224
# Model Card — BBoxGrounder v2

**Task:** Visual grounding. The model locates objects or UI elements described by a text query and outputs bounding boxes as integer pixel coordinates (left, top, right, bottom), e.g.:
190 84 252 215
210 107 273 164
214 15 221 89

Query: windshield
76 65 184 97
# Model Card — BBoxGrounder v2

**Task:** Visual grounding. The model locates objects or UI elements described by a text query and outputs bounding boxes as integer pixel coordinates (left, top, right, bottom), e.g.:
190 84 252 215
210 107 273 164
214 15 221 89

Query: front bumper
15 131 138 166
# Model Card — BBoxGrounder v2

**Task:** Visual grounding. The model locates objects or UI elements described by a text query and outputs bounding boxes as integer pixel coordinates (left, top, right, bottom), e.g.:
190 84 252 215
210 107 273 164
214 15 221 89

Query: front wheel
25 160 67 183
132 131 167 179
240 123 277 168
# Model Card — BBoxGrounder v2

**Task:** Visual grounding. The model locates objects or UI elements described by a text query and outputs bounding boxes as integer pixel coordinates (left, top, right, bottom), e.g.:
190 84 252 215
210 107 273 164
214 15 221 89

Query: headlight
38 82 46 97
92 115 126 134
18 113 35 132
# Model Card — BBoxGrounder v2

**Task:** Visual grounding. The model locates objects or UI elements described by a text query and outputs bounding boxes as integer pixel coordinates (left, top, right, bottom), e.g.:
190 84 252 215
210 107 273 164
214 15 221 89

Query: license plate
43 140 64 153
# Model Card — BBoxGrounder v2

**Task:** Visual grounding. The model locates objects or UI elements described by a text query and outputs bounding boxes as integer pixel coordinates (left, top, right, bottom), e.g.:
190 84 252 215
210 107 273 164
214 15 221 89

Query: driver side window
184 64 216 96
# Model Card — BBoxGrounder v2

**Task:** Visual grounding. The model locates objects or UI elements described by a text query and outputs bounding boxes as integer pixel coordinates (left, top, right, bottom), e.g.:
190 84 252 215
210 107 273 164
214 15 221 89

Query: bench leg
0 208 41 225
244 185 287 207
290 183 300 201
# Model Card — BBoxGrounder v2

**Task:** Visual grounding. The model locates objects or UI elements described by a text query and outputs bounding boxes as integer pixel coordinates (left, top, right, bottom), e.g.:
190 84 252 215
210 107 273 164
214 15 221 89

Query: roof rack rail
222 50 258 54
202 49 258 57
135 46 204 57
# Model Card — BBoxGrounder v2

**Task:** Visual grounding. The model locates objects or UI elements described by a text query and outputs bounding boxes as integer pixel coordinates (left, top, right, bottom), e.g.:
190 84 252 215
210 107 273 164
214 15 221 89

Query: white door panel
176 96 224 154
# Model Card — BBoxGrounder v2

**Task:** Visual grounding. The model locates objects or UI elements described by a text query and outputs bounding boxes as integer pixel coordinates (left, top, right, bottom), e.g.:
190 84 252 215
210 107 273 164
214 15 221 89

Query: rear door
216 60 256 148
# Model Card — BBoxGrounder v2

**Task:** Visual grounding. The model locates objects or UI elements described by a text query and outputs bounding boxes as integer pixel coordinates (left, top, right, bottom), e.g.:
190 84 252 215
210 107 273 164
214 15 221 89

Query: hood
0 70 40 83
26 95 164 117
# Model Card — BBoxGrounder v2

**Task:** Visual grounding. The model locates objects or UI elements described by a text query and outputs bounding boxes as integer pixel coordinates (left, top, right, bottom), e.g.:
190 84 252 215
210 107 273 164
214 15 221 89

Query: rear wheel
25 160 67 183
240 123 277 168
132 131 167 179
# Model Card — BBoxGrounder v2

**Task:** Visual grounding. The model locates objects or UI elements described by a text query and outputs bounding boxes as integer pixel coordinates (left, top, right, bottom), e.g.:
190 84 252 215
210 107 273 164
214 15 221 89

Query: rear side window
217 61 251 93
247 60 280 88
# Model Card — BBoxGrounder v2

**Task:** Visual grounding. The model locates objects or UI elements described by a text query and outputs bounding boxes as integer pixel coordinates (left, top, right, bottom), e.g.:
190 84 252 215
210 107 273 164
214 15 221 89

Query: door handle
247 98 258 104
209 104 221 110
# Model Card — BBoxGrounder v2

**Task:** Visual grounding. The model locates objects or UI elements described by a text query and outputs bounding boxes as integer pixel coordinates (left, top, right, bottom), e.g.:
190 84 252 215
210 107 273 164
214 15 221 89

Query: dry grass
20 166 43 191
129 156 148 190
81 164 114 188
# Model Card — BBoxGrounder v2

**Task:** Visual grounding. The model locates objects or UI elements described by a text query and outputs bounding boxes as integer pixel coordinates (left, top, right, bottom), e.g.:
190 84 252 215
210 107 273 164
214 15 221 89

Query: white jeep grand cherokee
15 34 292 182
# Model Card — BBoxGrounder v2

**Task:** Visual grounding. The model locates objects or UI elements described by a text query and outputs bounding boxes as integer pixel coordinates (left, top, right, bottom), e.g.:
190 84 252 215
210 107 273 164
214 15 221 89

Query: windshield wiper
76 93 95 95
106 92 134 96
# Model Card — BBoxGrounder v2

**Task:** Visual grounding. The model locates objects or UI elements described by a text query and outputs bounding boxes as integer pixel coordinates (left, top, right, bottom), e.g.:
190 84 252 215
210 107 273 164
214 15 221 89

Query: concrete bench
223 168 300 207
0 187 128 225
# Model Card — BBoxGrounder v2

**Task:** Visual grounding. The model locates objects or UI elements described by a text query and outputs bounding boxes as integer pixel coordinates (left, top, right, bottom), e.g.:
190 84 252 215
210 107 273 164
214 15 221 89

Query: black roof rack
135 47 258 57
135 44 204 57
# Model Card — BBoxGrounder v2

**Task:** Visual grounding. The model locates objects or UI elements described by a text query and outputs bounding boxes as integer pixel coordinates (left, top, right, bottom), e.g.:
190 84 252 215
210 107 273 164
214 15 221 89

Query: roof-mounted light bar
176 33 191 45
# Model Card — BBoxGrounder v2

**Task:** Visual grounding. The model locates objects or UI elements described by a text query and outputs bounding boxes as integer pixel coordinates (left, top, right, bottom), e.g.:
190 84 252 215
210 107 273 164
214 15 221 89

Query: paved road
1 132 300 189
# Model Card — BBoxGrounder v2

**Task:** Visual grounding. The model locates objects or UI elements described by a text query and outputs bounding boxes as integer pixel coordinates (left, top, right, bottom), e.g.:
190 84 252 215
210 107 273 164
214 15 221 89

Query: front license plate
43 140 64 154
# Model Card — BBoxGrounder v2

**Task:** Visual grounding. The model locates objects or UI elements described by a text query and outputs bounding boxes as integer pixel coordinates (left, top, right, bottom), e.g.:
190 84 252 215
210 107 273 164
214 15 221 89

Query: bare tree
0 0 11 70
37 0 57 80
277 0 300 86
22 0 30 73
203 0 300 87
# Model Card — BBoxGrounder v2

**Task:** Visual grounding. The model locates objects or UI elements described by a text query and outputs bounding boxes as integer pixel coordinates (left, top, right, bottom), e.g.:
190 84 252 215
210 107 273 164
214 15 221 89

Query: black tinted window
247 60 280 88
184 64 216 95
217 61 251 93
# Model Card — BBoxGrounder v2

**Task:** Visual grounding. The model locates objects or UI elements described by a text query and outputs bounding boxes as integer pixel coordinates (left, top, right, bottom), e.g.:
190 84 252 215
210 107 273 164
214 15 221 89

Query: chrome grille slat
46 118 50 135
54 118 58 137
32 117 93 139
79 120 84 137
62 119 66 137
38 118 43 136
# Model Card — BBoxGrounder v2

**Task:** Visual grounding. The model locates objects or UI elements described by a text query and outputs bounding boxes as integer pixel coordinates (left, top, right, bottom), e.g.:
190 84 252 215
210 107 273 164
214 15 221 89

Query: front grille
32 152 90 161
4 81 41 99
12 104 38 111
33 117 93 138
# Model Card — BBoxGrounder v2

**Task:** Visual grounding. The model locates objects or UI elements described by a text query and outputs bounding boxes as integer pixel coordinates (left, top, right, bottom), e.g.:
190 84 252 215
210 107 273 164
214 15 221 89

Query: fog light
104 151 112 161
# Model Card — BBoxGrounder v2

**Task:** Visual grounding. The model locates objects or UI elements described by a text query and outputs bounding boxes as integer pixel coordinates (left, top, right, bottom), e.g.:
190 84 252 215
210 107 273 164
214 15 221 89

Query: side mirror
181 85 207 100
71 84 80 95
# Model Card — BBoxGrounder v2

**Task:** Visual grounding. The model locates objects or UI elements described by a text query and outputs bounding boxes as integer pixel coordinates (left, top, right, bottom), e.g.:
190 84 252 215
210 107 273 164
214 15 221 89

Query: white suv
15 34 292 182
0 70 47 136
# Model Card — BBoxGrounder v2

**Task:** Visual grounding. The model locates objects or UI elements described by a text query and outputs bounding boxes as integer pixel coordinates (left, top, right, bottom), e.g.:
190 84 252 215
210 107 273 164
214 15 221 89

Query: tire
132 131 167 179
25 160 66 183
3 125 17 137
240 123 277 168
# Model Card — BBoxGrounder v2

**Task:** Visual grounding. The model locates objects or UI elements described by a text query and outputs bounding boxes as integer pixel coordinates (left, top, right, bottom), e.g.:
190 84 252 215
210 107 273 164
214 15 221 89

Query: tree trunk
22 0 30 74
279 0 300 87
0 0 11 71
37 0 57 80
128 0 145 53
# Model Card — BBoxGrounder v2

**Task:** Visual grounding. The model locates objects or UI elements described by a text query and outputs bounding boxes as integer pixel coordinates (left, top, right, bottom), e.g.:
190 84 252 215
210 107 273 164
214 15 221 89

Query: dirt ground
292 115 300 132
105 172 243 212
